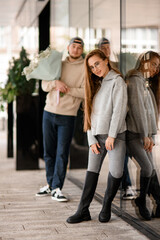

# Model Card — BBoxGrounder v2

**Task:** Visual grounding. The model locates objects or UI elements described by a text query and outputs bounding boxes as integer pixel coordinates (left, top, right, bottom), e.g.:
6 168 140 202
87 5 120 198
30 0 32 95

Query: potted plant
1 47 36 104
0 47 39 170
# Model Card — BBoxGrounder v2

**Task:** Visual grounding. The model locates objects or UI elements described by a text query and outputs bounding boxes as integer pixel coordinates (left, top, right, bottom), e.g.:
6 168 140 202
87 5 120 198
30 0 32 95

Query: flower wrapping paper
23 47 63 81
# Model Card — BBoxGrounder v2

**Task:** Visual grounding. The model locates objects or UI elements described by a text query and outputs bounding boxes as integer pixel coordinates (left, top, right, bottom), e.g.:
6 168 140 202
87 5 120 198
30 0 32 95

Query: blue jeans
43 110 76 190
121 154 132 190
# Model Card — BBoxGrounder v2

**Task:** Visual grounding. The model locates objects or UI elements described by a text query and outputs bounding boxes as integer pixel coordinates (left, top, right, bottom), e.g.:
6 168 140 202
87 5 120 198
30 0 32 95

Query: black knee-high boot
99 172 122 223
135 176 151 220
67 171 99 223
148 171 160 218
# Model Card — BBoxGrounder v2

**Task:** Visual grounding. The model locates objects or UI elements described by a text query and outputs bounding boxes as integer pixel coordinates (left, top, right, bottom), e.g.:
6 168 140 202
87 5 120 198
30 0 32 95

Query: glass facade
50 0 160 72
50 0 120 59
121 0 160 74
49 0 160 217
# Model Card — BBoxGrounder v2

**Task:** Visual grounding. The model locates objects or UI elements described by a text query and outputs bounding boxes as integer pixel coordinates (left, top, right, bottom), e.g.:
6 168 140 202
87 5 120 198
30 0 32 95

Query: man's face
100 44 111 58
68 43 83 59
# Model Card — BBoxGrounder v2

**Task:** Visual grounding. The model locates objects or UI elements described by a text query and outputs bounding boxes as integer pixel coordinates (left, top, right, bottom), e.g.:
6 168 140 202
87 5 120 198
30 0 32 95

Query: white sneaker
36 185 52 197
122 186 136 200
51 188 68 202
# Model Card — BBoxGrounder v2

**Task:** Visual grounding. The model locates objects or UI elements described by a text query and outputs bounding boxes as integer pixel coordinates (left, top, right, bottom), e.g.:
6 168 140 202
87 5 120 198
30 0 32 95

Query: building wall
49 0 160 71
0 0 160 83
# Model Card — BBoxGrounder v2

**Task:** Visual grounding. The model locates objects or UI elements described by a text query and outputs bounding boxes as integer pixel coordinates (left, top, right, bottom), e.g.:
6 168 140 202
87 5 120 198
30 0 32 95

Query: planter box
16 95 39 170
69 107 89 169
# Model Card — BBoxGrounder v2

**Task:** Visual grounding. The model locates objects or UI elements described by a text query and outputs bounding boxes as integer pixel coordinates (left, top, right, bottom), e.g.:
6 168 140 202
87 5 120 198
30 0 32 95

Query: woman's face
88 55 109 78
143 56 160 78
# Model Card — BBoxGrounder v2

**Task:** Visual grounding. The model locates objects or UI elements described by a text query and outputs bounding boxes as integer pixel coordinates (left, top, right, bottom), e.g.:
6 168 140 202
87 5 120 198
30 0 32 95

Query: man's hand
55 80 69 93
105 137 115 151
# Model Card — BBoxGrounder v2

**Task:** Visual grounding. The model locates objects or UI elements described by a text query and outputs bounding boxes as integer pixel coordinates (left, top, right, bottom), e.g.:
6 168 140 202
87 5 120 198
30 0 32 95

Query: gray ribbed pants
87 132 126 178
126 131 154 177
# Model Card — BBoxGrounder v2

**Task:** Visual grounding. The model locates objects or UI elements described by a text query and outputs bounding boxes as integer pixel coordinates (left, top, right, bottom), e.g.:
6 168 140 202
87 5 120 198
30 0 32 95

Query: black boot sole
99 212 111 223
67 215 91 224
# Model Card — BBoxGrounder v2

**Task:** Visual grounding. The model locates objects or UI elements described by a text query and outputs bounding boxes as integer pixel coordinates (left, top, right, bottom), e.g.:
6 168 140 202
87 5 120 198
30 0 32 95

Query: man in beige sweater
36 37 84 201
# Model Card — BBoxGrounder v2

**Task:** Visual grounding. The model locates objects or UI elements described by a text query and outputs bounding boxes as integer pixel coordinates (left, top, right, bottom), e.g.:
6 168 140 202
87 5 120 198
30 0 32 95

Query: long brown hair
127 51 160 78
83 49 121 132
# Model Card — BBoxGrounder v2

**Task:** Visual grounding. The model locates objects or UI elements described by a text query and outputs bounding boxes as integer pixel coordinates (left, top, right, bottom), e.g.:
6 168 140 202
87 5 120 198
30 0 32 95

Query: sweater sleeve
67 86 84 99
108 78 127 138
87 130 98 147
41 80 56 92
67 76 84 99
127 77 148 137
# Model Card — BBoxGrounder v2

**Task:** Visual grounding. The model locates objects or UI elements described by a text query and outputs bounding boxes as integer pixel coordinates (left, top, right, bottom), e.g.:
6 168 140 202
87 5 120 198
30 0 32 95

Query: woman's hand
55 80 69 93
105 137 115 151
143 137 151 151
90 143 100 154
147 137 154 152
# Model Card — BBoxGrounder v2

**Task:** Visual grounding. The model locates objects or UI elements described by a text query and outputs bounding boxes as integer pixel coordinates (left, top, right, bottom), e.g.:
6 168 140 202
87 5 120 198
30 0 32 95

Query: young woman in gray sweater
67 49 127 224
126 51 160 220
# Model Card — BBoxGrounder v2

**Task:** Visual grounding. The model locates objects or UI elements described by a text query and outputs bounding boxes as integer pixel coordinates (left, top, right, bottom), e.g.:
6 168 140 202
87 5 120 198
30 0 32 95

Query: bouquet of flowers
23 47 63 81
23 47 63 104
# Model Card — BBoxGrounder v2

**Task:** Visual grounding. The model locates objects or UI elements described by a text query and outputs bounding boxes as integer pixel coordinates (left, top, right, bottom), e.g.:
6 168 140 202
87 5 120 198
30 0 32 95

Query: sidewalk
0 129 159 240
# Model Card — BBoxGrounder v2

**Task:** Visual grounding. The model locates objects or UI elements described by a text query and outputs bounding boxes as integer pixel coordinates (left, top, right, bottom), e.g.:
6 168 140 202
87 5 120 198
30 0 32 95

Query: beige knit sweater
42 56 84 116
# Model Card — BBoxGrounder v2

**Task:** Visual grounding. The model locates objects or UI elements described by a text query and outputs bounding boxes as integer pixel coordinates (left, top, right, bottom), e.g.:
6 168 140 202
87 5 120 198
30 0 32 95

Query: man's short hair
69 37 84 47
98 37 110 48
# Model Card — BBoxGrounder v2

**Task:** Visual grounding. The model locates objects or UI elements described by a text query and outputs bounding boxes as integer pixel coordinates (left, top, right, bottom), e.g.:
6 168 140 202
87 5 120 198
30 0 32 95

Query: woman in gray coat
126 51 160 220
67 49 127 224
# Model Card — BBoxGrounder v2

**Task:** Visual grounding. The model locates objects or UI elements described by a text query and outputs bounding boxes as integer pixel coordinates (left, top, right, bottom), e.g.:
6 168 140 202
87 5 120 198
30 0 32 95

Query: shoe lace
56 188 63 197
126 186 135 195
40 185 50 192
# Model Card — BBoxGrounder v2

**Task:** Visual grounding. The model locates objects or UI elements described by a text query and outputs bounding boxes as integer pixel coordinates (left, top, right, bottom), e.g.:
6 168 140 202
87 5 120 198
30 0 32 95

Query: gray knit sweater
126 70 157 137
87 70 127 146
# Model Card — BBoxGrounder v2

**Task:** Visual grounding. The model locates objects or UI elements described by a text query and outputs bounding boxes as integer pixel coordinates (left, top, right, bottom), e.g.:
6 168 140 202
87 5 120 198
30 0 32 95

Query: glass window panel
90 0 120 61
121 1 160 223
50 0 89 53
121 0 160 75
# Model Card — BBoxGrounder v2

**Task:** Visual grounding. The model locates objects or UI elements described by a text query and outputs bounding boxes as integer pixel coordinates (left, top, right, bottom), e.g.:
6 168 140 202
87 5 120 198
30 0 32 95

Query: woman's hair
136 51 159 70
83 49 120 132
127 51 160 78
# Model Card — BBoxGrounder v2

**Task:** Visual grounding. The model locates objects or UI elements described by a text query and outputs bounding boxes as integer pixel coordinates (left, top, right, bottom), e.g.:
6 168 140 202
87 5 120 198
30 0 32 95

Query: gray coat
126 70 157 137
87 70 127 146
